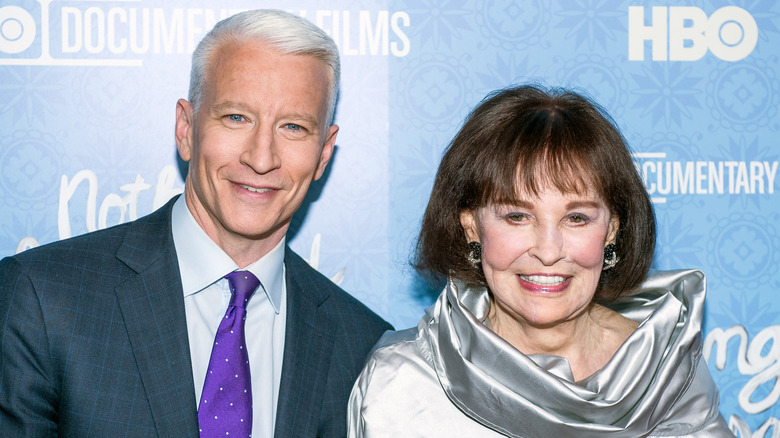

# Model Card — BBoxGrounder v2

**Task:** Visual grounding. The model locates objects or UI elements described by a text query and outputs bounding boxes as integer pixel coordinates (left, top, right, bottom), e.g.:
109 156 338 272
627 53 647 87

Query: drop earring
603 243 618 270
467 241 482 267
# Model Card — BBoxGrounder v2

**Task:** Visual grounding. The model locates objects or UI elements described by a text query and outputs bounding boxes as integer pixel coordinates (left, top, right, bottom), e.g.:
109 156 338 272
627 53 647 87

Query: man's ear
175 99 195 162
314 124 338 180
607 214 620 245
459 209 481 243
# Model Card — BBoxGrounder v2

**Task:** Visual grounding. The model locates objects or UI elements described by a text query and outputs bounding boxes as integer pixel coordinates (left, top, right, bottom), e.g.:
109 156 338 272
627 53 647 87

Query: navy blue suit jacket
0 198 391 437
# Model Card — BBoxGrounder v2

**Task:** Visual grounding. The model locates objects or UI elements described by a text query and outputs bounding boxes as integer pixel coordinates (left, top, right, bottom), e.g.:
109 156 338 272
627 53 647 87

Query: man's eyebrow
284 113 321 128
209 100 251 114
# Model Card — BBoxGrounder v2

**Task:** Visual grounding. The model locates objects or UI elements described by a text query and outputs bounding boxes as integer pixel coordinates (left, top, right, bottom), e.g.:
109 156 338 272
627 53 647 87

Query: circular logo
0 6 36 54
718 20 745 47
706 6 757 62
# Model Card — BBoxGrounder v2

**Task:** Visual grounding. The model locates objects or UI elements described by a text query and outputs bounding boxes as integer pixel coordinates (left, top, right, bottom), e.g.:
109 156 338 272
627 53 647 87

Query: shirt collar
171 196 285 313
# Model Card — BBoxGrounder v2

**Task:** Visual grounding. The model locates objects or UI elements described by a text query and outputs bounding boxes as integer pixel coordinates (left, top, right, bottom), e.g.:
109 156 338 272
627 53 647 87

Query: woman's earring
603 243 618 270
467 241 482 266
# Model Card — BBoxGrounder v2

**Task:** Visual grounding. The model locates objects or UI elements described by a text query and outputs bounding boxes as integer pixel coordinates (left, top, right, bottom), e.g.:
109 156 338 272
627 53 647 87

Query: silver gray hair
188 9 340 124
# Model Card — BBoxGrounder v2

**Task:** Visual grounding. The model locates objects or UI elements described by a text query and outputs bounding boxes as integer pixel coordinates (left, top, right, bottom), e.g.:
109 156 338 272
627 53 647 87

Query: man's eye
285 123 302 131
227 114 244 122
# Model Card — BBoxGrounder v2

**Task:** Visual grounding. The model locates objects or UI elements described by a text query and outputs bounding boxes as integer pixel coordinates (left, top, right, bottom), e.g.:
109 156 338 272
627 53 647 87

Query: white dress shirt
171 196 287 438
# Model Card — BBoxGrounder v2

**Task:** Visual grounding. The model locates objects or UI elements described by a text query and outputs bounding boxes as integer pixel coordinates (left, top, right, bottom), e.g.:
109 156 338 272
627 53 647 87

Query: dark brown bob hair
414 84 655 302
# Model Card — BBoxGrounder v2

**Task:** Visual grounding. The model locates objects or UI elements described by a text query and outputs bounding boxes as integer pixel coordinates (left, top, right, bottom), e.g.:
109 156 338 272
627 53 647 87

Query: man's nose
241 126 281 174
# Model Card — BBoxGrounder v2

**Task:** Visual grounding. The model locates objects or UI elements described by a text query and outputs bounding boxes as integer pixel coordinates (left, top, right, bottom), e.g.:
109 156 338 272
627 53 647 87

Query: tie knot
224 270 260 308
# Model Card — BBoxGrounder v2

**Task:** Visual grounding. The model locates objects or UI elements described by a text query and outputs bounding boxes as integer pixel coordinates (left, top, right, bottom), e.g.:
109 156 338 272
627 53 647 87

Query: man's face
175 39 337 262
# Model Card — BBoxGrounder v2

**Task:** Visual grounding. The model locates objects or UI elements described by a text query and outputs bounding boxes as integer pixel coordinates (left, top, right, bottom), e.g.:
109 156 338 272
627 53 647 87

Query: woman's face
460 185 618 329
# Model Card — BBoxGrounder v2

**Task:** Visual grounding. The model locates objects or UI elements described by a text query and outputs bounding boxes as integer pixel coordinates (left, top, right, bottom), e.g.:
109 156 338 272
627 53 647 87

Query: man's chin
235 221 291 244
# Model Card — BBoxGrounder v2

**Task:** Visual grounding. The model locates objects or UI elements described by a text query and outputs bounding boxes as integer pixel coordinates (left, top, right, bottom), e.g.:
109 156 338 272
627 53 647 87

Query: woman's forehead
506 183 602 204
489 167 602 202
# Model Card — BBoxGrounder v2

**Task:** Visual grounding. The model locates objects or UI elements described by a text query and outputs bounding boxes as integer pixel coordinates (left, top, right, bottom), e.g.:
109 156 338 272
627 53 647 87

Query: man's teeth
242 184 271 193
520 275 566 286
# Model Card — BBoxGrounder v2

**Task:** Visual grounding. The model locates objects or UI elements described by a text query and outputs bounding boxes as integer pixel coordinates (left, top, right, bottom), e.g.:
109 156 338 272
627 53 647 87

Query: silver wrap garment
348 269 732 437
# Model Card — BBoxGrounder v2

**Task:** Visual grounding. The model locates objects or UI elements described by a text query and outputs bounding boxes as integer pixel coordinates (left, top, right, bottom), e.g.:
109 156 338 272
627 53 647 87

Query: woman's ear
460 209 481 243
607 214 620 245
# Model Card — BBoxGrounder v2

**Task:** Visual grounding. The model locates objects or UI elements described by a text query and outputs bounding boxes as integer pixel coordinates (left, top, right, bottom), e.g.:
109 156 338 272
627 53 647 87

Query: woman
348 85 732 437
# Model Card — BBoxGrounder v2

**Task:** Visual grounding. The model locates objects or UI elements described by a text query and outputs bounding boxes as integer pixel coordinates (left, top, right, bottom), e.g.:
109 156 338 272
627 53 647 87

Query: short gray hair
188 9 340 124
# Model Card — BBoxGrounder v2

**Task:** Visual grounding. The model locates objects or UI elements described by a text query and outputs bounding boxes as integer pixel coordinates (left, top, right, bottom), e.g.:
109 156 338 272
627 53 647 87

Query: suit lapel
274 249 336 437
115 198 199 437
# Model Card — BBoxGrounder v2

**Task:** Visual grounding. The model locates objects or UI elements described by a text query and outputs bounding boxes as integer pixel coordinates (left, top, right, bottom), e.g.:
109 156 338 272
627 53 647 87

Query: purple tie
198 271 259 437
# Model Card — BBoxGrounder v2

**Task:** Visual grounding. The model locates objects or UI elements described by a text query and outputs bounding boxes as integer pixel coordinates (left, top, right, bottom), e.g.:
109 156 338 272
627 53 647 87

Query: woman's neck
488 303 638 381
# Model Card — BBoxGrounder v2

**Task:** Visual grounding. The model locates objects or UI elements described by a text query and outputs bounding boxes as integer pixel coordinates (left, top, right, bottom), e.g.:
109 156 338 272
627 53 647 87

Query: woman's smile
517 274 571 293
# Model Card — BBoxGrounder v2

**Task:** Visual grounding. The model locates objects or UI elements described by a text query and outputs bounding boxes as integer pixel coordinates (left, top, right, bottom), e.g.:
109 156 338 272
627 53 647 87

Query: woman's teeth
520 275 566 286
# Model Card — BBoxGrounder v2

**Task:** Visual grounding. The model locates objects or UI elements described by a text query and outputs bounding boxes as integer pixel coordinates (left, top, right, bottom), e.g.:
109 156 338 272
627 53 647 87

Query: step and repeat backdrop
1 0 778 435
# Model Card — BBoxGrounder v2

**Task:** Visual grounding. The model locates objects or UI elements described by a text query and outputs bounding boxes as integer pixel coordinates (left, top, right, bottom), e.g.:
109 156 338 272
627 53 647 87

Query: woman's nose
527 225 564 266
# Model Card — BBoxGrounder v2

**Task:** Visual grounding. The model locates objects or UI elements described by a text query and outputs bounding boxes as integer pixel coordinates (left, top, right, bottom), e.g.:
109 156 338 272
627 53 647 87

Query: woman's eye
568 214 589 223
506 212 526 222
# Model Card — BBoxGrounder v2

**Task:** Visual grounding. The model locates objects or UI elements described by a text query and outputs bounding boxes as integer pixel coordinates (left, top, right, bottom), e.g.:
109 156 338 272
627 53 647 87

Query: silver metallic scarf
423 269 723 437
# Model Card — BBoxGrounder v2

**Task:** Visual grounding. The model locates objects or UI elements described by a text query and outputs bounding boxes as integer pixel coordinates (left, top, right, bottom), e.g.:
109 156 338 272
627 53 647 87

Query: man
0 9 391 437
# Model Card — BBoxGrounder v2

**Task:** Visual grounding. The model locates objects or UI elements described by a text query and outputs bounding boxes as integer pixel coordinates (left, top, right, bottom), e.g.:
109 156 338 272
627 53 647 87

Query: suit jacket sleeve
0 256 58 436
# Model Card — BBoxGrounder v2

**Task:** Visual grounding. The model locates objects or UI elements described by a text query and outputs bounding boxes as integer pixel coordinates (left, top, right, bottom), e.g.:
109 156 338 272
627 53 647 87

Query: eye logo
0 6 36 54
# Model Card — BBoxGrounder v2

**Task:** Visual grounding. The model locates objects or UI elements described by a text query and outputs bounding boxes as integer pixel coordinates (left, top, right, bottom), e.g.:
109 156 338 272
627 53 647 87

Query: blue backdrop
1 0 778 435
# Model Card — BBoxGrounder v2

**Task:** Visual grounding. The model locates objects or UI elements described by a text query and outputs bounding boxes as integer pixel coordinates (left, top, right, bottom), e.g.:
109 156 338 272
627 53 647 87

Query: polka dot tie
198 271 259 437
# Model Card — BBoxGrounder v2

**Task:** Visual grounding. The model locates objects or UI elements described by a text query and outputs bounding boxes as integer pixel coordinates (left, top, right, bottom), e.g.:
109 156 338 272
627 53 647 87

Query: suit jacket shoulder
275 248 392 438
285 248 390 331
0 197 199 437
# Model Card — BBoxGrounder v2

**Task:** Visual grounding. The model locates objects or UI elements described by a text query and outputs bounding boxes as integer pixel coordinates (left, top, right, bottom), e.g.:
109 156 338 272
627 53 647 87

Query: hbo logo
0 6 36 54
628 6 758 62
